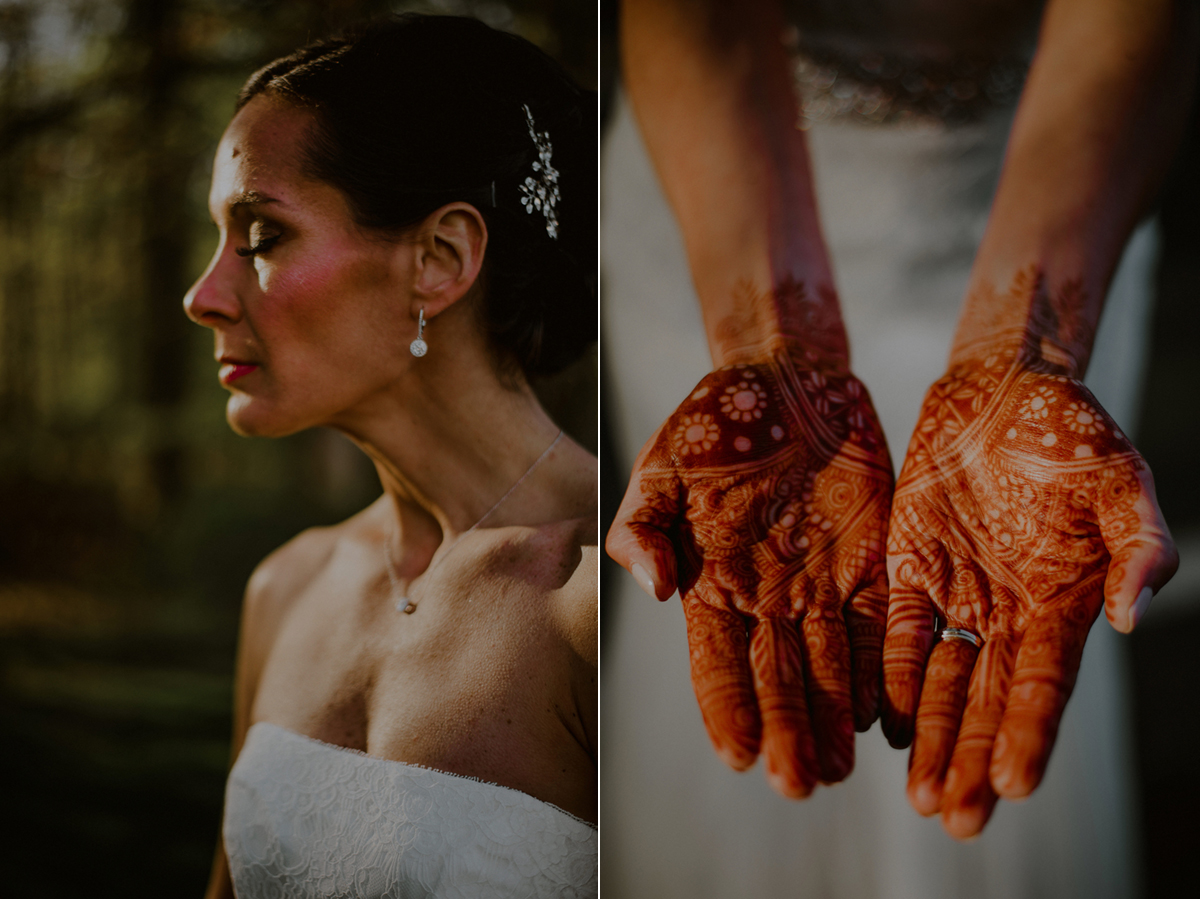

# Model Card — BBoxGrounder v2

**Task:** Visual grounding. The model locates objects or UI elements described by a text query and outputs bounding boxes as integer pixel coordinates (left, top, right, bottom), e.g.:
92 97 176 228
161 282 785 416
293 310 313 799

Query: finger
750 617 819 798
940 635 1016 840
846 573 888 732
990 584 1102 799
605 426 681 600
682 588 760 770
881 576 936 749
906 637 978 816
799 588 855 783
908 554 989 814
1095 465 1179 632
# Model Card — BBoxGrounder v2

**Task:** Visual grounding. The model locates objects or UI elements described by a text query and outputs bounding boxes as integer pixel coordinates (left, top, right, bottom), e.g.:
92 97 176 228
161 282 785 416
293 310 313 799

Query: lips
218 357 260 385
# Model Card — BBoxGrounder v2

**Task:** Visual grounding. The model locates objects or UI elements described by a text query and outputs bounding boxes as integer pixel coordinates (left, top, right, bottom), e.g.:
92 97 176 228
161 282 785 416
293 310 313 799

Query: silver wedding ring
940 626 982 648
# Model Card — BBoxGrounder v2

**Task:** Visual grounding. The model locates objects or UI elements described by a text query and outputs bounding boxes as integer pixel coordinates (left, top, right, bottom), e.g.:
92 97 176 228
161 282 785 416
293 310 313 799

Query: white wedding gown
223 723 598 898
601 82 1154 898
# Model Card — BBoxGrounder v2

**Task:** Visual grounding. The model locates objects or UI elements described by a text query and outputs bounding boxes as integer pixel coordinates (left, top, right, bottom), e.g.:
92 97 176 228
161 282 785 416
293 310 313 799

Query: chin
225 393 309 438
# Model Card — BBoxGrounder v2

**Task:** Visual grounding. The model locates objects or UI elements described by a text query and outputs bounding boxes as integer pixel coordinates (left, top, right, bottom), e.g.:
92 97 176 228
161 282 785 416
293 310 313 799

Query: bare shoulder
470 503 595 665
242 522 337 641
241 496 391 639
545 444 597 665
529 513 597 668
557 538 598 667
232 500 381 740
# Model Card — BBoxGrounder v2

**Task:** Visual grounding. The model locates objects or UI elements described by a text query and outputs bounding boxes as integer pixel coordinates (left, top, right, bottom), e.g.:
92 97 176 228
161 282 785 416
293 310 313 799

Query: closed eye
236 234 281 257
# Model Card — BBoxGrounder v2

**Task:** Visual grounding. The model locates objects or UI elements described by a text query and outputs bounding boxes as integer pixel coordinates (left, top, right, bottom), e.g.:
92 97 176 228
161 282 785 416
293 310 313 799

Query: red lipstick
218 359 259 385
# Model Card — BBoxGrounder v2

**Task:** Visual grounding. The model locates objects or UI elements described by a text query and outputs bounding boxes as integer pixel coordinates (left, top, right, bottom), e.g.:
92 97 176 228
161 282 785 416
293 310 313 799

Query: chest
249 533 588 788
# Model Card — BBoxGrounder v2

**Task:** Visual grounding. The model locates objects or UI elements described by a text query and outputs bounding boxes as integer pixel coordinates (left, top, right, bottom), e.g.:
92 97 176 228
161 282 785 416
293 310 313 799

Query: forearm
951 0 1198 376
621 0 845 367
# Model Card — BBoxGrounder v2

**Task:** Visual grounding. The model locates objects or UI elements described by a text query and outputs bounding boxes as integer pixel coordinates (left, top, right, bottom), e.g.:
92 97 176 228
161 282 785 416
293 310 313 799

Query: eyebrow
228 190 283 212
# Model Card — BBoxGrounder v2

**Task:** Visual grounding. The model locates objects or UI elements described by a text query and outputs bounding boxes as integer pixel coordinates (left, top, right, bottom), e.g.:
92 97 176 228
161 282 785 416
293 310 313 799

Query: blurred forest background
0 0 595 894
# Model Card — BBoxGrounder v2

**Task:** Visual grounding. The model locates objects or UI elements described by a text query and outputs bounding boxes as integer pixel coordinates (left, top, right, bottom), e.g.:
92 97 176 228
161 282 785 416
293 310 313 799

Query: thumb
605 426 681 601
1097 465 1179 633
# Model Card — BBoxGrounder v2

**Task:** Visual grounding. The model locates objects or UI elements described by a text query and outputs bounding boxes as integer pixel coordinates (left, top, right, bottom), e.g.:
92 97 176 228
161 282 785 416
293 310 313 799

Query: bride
183 15 597 898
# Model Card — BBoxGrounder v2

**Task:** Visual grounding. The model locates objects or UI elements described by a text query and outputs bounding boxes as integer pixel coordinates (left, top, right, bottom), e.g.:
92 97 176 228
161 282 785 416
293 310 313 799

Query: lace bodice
224 722 598 899
783 0 1044 126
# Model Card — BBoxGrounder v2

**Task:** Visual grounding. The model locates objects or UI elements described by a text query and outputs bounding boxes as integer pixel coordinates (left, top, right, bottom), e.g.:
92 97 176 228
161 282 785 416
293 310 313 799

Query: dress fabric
601 82 1153 899
223 723 598 899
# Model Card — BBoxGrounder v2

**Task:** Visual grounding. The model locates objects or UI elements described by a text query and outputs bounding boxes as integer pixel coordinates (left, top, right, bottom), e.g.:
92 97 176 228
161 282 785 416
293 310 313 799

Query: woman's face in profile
184 96 414 438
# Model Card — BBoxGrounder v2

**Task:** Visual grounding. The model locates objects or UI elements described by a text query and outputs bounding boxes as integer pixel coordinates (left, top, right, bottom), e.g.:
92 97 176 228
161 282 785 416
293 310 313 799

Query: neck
328 344 571 562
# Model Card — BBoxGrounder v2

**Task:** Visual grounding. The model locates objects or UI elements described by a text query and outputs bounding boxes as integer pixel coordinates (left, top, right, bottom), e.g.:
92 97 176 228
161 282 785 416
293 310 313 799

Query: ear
408 202 488 318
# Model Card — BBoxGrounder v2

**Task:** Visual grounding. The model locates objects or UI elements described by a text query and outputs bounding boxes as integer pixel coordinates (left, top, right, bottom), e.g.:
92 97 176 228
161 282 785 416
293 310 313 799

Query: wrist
945 334 1084 380
706 277 849 370
947 266 1098 380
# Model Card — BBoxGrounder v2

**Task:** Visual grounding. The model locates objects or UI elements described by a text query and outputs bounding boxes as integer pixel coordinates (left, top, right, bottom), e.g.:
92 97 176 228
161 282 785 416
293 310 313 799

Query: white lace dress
223 723 598 899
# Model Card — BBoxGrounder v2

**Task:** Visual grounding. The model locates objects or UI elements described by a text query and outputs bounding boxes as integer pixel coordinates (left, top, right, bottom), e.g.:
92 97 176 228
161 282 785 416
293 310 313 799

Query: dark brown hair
238 14 596 378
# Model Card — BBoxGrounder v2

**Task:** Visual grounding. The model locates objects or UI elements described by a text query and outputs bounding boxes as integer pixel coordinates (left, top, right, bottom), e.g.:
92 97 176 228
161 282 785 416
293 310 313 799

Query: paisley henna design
939 635 1016 836
906 638 977 815
713 277 849 366
883 336 1177 838
683 593 762 769
949 267 1097 378
609 348 893 797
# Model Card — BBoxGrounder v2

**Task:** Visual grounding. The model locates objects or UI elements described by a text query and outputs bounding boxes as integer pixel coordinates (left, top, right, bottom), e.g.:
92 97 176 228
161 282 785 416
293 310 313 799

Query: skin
886 309 1175 833
612 343 892 795
609 0 1194 832
186 95 597 899
882 0 1195 839
607 0 891 797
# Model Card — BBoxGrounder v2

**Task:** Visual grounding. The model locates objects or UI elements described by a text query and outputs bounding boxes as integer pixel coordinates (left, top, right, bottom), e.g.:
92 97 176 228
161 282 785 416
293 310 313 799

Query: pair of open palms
607 345 1177 839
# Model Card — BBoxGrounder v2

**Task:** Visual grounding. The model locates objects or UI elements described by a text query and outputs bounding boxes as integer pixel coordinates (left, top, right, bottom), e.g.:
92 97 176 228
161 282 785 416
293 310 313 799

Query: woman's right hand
607 350 894 797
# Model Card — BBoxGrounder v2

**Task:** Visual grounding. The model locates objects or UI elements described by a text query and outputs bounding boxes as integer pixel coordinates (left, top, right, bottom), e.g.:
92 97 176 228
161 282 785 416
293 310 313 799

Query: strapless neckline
224 720 598 898
252 721 597 830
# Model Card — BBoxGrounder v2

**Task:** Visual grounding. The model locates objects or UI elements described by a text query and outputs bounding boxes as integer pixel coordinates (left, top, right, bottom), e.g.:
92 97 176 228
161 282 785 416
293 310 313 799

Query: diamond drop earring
410 308 428 357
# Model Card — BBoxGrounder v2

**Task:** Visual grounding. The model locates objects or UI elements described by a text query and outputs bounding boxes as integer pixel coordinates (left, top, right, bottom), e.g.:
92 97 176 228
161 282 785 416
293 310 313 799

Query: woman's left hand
882 351 1178 839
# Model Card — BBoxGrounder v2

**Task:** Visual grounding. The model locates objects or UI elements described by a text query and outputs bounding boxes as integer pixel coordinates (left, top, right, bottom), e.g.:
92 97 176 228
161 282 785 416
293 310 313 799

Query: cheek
256 261 336 329
255 255 401 375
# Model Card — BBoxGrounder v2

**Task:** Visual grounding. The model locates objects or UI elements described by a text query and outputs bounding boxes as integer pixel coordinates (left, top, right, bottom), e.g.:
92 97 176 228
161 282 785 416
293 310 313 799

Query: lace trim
251 721 598 831
791 34 1028 128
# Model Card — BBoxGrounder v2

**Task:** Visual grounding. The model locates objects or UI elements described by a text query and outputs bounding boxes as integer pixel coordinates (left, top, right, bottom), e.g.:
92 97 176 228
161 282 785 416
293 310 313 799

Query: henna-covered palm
607 351 893 798
883 348 1178 838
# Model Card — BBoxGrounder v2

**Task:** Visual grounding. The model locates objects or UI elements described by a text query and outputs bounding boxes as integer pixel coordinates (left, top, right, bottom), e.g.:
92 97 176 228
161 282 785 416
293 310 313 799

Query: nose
184 248 243 327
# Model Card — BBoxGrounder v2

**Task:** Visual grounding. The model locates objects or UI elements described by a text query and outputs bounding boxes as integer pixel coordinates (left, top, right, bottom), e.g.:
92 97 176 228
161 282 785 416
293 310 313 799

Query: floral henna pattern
625 350 893 795
883 345 1176 836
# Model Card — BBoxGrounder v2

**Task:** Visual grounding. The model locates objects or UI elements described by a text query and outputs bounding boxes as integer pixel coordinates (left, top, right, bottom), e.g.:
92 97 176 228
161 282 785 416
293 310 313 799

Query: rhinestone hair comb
518 104 560 239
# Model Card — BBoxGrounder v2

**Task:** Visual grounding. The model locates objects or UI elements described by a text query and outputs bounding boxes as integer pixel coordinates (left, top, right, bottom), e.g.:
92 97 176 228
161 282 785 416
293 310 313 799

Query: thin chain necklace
382 429 564 614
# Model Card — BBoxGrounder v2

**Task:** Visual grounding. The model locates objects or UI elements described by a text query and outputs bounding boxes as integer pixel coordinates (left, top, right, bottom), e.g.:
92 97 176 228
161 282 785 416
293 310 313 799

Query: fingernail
631 563 658 600
1130 585 1154 630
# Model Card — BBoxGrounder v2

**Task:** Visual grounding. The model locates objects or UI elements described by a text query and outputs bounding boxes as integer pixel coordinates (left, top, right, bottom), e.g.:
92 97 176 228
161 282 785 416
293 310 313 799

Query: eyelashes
235 233 281 258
